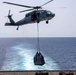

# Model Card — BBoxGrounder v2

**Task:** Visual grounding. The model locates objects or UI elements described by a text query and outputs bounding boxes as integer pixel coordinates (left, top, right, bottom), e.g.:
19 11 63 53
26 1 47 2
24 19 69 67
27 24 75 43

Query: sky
0 0 76 37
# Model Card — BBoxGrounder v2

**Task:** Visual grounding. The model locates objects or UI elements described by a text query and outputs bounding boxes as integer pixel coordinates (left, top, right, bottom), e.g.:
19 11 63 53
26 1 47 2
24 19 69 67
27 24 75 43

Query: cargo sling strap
37 23 40 52
33 23 45 66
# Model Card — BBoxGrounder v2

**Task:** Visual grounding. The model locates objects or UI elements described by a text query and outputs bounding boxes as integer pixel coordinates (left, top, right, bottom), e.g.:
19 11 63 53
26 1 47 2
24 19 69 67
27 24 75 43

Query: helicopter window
26 15 27 17
26 14 30 17
31 13 37 21
26 14 28 17
47 11 52 14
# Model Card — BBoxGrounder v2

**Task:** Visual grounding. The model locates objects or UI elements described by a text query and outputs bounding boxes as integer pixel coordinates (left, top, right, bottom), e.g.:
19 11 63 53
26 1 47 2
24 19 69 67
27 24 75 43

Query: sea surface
0 37 76 70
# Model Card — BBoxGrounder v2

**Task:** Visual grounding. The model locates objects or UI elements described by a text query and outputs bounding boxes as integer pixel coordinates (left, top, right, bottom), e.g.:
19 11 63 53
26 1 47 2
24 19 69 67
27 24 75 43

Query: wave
2 43 60 70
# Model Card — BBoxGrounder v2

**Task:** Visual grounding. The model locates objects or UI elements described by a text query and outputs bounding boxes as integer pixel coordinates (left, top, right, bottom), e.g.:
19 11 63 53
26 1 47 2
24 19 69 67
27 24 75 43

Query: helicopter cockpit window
47 11 52 14
26 13 30 17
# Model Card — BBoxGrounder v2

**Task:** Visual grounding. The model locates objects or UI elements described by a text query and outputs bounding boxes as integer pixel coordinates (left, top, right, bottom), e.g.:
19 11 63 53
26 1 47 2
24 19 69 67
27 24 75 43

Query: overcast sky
0 0 76 37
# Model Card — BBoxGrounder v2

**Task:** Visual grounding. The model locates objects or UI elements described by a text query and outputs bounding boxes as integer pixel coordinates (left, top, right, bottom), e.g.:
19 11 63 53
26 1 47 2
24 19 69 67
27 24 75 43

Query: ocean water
0 37 76 70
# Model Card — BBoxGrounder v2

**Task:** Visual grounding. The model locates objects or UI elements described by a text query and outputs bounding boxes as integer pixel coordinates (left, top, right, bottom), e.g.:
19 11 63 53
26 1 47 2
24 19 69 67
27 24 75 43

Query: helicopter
3 0 55 30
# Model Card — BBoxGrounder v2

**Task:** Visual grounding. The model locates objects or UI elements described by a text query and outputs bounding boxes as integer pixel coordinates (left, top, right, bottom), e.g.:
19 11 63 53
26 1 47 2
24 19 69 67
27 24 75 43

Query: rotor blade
20 9 34 13
3 2 34 8
41 0 53 7
46 6 66 9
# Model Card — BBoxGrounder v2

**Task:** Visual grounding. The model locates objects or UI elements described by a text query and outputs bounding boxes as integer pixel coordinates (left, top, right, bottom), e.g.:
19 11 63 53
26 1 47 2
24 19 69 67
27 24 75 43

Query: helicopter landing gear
37 20 40 23
46 20 49 24
16 26 19 30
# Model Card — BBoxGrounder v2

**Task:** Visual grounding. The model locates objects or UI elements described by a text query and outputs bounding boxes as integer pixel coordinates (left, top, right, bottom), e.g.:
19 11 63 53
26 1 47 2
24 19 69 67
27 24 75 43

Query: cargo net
34 23 45 66
34 51 45 65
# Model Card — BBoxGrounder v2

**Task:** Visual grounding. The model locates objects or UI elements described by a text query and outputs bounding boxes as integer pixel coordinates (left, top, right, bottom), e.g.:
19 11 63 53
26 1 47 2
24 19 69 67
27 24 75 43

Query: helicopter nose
52 13 55 17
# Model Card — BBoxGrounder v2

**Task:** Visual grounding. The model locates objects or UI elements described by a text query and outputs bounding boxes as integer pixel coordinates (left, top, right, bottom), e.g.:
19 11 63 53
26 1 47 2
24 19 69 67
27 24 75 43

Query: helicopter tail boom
5 23 18 26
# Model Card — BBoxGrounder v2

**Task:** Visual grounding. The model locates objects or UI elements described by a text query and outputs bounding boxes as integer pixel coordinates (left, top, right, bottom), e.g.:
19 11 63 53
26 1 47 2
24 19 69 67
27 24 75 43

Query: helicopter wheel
46 20 49 24
37 20 39 23
16 26 19 30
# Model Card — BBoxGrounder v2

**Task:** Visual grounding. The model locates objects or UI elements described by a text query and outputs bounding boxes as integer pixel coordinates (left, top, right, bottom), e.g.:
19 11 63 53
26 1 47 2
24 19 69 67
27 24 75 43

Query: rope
37 23 40 52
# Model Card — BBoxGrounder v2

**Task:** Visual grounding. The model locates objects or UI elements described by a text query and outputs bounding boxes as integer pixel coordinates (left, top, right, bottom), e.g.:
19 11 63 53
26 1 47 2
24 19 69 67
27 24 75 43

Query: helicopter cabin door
31 12 37 21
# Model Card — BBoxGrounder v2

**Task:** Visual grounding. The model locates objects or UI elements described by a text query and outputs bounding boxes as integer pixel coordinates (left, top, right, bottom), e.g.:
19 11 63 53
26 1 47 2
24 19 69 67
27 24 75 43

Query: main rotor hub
34 6 41 9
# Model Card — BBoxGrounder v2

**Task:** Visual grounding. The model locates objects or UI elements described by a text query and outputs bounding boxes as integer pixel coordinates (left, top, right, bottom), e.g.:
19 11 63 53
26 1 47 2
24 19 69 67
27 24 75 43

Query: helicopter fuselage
16 10 55 25
5 10 55 26
3 0 55 30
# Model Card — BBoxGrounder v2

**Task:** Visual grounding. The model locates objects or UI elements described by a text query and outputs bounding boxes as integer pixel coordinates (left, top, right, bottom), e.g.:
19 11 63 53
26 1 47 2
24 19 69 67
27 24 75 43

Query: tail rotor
5 10 13 22
5 10 11 18
8 10 11 16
